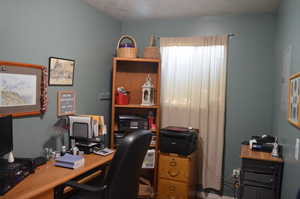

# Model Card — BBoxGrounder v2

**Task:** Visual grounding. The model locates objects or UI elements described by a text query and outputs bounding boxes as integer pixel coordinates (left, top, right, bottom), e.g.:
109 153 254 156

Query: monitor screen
0 115 13 157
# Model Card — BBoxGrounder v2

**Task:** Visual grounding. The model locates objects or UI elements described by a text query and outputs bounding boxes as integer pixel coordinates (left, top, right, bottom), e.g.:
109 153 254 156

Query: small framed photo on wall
288 72 300 128
49 57 75 86
57 90 76 116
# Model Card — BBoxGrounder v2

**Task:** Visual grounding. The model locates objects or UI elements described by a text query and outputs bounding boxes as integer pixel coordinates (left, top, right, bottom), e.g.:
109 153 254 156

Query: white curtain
160 35 228 191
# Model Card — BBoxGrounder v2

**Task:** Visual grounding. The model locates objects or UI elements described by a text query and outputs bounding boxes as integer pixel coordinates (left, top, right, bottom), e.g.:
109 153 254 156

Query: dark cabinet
242 185 274 199
240 146 284 199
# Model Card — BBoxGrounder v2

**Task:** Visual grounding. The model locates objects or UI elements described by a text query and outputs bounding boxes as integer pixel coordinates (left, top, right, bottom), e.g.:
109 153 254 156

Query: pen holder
116 93 129 105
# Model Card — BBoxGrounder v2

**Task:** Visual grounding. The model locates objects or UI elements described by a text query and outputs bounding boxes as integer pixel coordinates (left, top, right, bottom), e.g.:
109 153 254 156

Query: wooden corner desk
0 153 114 199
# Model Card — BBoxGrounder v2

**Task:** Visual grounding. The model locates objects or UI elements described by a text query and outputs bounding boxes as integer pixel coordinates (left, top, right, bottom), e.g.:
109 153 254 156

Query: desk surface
240 145 283 163
0 153 114 199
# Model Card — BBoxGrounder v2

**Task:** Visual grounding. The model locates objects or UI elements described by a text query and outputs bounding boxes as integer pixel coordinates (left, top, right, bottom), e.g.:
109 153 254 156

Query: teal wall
0 0 121 157
0 1 285 196
121 14 277 195
273 0 300 198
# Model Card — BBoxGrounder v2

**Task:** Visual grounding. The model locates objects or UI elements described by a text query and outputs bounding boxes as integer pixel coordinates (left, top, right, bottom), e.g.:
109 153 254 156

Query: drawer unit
240 145 283 199
242 159 280 174
158 152 197 199
242 185 274 199
159 154 190 182
158 178 189 199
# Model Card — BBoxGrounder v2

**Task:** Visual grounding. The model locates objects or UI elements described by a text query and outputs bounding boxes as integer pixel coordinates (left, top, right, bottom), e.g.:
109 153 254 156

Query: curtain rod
156 33 238 39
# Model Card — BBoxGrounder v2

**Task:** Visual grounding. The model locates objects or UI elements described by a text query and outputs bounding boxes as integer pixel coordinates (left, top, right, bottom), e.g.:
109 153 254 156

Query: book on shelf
54 153 85 169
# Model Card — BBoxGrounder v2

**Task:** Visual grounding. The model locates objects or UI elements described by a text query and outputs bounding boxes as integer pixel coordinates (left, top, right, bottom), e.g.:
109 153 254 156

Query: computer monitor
0 115 13 157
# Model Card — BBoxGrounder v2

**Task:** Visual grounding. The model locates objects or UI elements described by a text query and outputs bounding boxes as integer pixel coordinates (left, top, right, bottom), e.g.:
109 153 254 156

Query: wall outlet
98 92 111 100
232 168 240 178
295 138 300 160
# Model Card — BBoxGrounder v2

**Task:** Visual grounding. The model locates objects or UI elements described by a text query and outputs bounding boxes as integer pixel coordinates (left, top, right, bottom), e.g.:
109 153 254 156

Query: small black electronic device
117 115 148 132
32 157 47 168
251 134 275 144
0 158 33 195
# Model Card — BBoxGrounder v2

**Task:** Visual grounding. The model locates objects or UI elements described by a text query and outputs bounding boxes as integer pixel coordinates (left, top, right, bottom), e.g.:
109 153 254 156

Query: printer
160 126 198 156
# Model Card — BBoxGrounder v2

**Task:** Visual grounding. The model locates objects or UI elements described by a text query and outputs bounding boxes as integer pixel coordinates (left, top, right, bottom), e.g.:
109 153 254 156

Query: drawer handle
168 169 180 177
169 185 176 192
169 161 177 167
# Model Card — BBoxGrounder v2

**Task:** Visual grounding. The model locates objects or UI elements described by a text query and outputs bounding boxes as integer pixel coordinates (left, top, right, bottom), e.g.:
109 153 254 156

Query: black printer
160 127 198 156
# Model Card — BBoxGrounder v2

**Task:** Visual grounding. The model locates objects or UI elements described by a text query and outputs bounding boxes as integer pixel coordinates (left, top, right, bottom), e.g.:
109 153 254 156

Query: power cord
222 169 241 199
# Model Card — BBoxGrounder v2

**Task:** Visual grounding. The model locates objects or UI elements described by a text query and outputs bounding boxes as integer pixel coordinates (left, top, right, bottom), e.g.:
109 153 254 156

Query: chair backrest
104 130 152 199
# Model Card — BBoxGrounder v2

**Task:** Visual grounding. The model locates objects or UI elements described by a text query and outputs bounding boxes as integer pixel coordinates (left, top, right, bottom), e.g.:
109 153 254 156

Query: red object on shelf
116 93 129 105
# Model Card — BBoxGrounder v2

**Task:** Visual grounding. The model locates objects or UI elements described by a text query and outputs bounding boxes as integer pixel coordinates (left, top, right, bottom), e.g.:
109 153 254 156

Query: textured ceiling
83 0 280 20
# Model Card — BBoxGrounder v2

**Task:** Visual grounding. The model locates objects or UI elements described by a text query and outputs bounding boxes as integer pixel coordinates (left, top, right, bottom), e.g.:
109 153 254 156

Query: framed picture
0 61 44 117
288 72 300 128
49 57 75 86
57 90 76 116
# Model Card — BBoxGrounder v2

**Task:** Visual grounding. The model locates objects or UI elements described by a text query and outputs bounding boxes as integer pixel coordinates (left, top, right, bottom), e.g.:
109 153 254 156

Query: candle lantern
141 74 155 106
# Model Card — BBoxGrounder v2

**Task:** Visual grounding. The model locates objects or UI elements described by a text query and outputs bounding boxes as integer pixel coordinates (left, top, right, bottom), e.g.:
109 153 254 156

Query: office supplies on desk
69 116 94 139
93 147 114 156
244 134 281 154
69 115 105 154
55 154 84 169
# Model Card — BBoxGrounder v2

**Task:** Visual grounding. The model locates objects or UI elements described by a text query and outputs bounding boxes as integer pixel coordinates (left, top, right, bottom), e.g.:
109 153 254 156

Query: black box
160 127 198 156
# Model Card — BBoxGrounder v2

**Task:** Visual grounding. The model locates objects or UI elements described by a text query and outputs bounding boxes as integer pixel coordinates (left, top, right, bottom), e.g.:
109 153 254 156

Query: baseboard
198 192 234 199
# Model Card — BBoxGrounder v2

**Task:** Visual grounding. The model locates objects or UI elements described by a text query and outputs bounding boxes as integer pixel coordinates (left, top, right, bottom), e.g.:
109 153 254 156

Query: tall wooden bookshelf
110 57 161 198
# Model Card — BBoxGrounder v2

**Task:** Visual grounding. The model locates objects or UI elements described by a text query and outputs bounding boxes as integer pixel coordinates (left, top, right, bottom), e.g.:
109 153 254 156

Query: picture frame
49 57 75 86
57 90 76 116
0 60 44 117
288 72 300 128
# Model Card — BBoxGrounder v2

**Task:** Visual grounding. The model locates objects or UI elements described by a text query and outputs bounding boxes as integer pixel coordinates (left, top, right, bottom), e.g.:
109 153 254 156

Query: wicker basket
116 35 137 58
143 47 160 59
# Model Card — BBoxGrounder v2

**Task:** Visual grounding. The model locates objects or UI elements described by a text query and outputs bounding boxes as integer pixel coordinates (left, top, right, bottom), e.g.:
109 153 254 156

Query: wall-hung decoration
57 90 76 116
49 57 75 86
288 72 300 127
0 60 45 117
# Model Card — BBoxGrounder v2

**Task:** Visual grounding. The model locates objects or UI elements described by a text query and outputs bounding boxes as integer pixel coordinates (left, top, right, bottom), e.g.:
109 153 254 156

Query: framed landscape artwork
49 57 75 86
0 61 43 117
288 72 300 128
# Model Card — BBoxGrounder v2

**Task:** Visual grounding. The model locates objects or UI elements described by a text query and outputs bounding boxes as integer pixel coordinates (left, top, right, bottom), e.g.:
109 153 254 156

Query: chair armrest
65 180 107 192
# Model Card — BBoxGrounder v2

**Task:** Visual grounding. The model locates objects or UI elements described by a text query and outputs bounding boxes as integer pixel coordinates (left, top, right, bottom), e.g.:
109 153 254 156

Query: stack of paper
55 154 85 169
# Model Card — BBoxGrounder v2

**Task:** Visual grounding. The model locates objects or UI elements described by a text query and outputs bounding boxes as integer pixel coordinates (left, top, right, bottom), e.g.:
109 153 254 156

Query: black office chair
62 130 152 199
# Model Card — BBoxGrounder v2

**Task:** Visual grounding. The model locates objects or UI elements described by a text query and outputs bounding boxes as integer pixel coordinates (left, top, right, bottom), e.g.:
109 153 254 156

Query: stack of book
55 154 85 169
